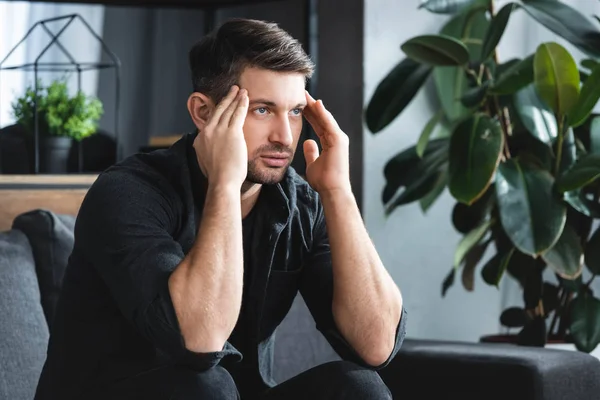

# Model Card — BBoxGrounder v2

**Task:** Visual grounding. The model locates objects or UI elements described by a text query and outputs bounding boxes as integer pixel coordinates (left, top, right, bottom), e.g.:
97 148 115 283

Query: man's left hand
302 91 351 195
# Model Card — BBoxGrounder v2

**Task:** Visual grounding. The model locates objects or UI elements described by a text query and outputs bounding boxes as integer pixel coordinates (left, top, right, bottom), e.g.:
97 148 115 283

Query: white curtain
0 1 105 129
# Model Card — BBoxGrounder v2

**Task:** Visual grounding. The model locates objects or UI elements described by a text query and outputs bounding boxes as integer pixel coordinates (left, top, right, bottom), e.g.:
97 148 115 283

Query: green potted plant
11 78 103 173
366 0 600 354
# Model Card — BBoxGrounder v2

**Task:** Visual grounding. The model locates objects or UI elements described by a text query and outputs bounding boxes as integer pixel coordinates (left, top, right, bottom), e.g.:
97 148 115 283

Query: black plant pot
40 136 72 174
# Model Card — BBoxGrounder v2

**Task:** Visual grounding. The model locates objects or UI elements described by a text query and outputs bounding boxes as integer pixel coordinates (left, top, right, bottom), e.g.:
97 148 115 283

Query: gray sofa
2 209 600 400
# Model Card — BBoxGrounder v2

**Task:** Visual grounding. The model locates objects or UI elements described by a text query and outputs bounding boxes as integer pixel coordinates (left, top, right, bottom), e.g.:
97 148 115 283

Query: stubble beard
245 157 290 185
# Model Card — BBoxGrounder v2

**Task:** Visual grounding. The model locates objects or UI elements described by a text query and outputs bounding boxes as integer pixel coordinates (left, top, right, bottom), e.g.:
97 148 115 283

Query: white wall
364 0 600 342
364 0 502 342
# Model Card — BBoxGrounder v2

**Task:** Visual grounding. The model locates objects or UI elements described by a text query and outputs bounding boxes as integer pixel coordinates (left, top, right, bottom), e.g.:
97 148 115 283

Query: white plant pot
545 343 600 360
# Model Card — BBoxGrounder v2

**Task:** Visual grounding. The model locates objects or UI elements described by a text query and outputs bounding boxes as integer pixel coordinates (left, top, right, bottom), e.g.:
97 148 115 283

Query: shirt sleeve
76 170 242 371
298 194 407 370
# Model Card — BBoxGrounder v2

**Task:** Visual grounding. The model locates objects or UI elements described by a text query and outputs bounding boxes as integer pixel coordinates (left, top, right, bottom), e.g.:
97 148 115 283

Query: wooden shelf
0 174 98 189
0 174 99 230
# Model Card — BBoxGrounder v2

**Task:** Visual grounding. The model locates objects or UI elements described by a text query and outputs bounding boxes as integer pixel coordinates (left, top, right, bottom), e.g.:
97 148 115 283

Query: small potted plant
366 0 600 355
11 78 103 173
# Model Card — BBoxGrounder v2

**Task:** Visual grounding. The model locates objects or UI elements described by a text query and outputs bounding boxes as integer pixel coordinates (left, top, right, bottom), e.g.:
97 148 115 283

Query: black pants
93 360 392 399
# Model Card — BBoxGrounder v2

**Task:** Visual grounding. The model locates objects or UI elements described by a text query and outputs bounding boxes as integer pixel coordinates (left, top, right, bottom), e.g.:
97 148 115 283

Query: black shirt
33 132 407 399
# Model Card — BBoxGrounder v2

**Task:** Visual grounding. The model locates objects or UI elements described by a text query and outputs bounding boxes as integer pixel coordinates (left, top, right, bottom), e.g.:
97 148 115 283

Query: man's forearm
321 188 403 367
168 184 243 353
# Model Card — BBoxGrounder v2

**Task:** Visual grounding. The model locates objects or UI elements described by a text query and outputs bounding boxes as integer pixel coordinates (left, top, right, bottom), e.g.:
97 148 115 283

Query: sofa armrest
378 338 600 400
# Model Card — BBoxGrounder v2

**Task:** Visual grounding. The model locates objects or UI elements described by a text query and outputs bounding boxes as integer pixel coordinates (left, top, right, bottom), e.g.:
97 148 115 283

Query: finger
315 100 340 130
305 90 317 105
303 139 319 165
220 89 245 126
230 91 249 129
303 108 324 136
209 85 239 125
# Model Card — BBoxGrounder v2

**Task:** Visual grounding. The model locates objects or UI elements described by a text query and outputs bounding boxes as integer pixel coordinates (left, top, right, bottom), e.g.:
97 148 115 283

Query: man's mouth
260 153 290 167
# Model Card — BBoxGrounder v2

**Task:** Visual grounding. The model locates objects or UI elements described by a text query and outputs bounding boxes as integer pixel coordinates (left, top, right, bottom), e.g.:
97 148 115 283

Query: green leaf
460 81 491 108
385 172 445 216
523 266 544 309
383 139 449 214
558 127 577 175
520 0 600 58
570 292 600 353
481 247 515 287
442 267 455 297
420 169 448 212
514 84 558 144
560 274 583 292
461 239 491 291
449 114 504 205
454 218 494 268
434 7 490 121
570 65 600 128
451 187 494 233
580 69 590 84
584 225 600 275
581 59 599 71
505 238 537 286
401 34 470 66
495 158 567 256
591 116 600 155
556 154 600 192
564 190 600 218
481 3 516 61
418 0 483 14
541 223 583 279
417 109 444 157
490 55 534 95
383 138 448 200
543 283 560 314
533 42 580 118
366 58 432 133
500 307 529 327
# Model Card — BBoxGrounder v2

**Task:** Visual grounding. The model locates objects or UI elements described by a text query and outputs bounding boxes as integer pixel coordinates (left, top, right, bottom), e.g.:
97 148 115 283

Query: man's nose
269 115 293 147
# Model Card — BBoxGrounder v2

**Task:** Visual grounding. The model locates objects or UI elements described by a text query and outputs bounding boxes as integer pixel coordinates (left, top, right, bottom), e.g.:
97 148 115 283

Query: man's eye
255 107 268 115
291 108 302 115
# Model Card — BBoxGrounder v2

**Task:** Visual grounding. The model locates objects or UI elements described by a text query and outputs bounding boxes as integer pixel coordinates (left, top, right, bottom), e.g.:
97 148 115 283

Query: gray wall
96 6 206 159
95 0 364 202
363 0 502 341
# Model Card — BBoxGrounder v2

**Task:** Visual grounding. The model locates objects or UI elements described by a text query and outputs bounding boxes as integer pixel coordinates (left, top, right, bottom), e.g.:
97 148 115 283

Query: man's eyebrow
249 99 307 108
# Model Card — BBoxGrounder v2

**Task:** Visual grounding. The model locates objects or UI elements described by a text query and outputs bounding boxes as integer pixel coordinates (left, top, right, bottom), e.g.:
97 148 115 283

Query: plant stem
484 67 511 158
548 287 563 337
465 67 482 86
557 291 574 339
487 0 514 154
585 274 596 291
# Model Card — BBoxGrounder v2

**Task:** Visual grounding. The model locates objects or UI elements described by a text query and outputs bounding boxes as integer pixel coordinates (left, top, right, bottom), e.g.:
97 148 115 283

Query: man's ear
187 92 214 131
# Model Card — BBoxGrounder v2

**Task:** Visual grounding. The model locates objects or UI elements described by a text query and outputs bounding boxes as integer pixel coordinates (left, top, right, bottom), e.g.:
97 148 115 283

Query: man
34 18 406 400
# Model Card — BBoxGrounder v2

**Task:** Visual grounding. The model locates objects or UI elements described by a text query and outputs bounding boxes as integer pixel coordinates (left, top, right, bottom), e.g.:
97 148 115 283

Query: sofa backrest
0 229 49 400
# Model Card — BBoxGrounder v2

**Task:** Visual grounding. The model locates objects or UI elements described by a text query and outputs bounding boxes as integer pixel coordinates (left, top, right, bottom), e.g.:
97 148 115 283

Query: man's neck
241 181 261 219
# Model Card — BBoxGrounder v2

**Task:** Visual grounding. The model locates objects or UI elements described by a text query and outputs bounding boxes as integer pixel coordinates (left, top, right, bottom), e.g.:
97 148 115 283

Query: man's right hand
193 85 249 188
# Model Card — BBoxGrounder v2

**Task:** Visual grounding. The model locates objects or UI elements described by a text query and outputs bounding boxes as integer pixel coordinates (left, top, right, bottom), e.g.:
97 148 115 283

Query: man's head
187 18 315 185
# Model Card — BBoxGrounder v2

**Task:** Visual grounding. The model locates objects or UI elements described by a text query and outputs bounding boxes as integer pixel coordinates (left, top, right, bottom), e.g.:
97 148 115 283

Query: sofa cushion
0 229 49 400
12 209 76 328
273 294 340 383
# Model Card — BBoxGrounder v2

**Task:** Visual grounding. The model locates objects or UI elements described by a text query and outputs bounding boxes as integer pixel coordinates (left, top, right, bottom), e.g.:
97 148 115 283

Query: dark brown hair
188 18 314 103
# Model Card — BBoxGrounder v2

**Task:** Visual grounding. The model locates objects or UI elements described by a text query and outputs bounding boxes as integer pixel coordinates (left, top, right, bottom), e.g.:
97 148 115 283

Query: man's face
237 67 307 185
